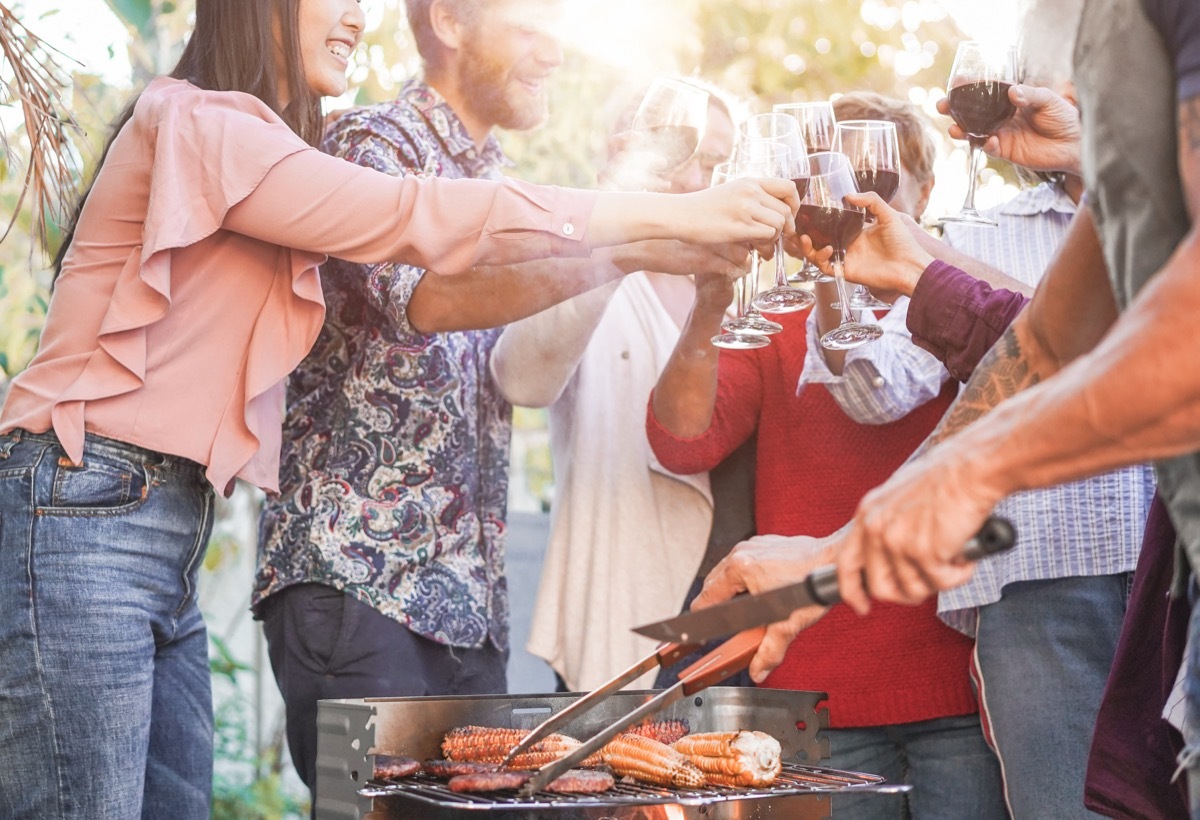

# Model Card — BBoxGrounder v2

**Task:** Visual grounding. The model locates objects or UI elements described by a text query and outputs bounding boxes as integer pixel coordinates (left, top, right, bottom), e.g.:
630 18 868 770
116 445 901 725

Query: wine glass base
820 322 884 350
848 294 893 310
753 288 815 314
711 332 770 350
741 314 784 334
939 209 998 227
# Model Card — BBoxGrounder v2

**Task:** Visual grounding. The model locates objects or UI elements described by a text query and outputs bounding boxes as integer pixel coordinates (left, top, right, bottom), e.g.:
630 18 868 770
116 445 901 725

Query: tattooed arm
833 96 1200 612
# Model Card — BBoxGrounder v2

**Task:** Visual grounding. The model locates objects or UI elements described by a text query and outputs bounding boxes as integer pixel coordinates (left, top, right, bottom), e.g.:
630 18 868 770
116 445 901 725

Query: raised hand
937 83 1082 176
838 192 934 302
678 177 798 255
691 534 834 682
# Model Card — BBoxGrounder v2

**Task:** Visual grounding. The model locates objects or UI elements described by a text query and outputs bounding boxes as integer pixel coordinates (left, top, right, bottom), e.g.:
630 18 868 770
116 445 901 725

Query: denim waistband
3 428 208 482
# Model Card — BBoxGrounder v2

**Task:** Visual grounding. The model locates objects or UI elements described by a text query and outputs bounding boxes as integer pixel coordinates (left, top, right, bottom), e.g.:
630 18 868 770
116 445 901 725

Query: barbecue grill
315 686 908 819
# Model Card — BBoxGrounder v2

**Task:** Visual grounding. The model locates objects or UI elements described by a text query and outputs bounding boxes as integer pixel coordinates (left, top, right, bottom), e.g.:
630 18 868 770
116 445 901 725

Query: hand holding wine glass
941 41 1017 227
709 161 772 350
936 83 1082 176
840 191 936 303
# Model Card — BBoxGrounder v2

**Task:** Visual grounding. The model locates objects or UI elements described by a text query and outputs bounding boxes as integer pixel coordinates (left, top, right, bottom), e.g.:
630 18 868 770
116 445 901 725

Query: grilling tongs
515 625 767 796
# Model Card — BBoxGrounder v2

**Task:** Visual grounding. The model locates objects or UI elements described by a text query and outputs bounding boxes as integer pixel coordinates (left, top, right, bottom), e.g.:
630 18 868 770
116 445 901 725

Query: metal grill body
316 686 902 819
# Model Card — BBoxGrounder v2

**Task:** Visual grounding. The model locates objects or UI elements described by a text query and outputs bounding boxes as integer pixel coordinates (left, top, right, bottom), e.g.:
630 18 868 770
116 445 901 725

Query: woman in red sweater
647 96 1004 819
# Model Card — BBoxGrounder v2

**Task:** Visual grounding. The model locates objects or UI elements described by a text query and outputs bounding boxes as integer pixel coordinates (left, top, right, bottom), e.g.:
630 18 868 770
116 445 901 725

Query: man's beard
459 37 548 131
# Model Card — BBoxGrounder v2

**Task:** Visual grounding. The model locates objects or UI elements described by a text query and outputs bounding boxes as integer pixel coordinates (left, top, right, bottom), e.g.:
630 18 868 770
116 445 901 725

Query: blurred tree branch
0 2 81 249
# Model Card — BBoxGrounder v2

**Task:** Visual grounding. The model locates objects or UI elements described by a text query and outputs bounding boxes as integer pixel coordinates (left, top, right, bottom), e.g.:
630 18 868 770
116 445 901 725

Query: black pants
260 583 508 793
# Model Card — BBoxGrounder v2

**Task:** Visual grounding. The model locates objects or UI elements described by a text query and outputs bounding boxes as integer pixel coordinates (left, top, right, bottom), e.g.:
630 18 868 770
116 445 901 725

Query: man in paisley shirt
251 0 745 794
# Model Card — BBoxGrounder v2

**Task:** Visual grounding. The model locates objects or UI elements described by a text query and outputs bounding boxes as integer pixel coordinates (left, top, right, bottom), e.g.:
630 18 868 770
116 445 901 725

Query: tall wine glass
833 120 900 310
730 140 784 337
627 78 709 175
710 162 771 350
798 152 883 350
941 41 1016 227
737 115 812 313
774 101 837 282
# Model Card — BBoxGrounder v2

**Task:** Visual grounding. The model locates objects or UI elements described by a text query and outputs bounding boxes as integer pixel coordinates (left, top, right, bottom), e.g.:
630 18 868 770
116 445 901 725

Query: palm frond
0 3 83 250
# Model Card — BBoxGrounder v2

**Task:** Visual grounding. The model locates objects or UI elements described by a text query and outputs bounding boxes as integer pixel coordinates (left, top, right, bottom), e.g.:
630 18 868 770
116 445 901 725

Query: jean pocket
46 453 150 515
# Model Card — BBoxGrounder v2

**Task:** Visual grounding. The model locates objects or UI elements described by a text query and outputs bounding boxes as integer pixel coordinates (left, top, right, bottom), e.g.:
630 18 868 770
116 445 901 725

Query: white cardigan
490 273 712 691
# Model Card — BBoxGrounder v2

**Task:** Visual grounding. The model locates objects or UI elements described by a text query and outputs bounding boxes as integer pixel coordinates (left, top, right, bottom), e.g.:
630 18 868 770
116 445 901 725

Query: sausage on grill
543 768 616 794
373 754 421 779
422 759 501 779
447 770 533 792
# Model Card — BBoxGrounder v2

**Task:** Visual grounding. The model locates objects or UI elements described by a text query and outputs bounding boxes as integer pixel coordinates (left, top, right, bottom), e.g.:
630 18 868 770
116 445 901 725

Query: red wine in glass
947 80 1016 143
792 176 810 200
633 124 702 172
941 42 1016 226
795 203 865 258
852 169 900 203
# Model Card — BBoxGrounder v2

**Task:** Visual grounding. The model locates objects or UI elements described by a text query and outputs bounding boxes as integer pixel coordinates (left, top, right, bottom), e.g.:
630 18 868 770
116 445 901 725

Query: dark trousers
260 583 508 792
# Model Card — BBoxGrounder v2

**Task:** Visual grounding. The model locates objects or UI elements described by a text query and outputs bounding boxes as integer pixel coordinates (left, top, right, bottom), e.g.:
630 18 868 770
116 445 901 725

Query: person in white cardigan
490 84 737 691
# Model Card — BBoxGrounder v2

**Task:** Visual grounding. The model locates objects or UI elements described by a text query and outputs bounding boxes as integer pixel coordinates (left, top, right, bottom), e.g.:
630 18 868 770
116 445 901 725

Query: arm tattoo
907 326 1040 461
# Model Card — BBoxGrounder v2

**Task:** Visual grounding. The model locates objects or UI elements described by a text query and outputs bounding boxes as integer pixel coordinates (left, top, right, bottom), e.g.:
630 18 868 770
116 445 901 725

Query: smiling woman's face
277 0 365 106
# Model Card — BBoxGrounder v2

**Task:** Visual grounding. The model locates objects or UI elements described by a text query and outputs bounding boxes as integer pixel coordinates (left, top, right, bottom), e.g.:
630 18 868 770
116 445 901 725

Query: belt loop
0 429 20 460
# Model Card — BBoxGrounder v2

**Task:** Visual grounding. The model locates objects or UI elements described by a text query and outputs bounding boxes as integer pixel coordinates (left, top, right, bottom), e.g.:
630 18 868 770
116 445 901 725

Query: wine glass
728 140 785 337
709 162 771 350
941 41 1017 227
627 78 709 176
736 115 813 313
833 120 900 310
797 152 883 350
773 101 837 282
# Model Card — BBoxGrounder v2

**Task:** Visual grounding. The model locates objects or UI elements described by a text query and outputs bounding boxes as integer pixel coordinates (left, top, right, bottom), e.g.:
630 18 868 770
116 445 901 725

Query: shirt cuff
907 259 971 356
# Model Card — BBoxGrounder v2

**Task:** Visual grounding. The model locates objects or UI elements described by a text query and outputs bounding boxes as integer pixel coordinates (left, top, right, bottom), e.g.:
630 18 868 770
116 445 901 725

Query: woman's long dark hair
53 0 323 279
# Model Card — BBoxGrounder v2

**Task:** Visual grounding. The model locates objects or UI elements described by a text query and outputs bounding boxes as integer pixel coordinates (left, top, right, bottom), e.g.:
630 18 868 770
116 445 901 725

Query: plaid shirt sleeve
798 297 950 425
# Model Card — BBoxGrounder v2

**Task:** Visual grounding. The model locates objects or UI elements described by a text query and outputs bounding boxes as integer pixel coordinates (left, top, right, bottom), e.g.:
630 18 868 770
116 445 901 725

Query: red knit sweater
647 310 977 728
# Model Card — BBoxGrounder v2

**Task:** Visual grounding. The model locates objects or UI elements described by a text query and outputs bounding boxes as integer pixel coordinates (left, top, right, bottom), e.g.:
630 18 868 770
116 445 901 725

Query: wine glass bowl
773 101 837 283
833 119 900 310
709 160 772 350
941 41 1017 227
627 78 709 176
799 152 884 350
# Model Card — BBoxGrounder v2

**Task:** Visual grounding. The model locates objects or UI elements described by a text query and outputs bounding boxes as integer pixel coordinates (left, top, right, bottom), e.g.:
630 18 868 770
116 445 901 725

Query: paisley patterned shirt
254 79 512 650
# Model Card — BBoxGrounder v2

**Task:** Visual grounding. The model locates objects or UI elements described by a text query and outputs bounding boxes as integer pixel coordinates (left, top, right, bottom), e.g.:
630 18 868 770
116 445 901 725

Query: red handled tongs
516 626 767 796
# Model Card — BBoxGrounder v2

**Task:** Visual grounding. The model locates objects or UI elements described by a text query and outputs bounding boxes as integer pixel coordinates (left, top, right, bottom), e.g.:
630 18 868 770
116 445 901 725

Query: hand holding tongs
516 626 767 796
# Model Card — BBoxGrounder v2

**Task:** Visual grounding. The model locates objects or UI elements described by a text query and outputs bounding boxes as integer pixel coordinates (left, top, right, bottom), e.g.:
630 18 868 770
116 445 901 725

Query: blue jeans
975 574 1131 819
825 714 1006 819
0 429 215 819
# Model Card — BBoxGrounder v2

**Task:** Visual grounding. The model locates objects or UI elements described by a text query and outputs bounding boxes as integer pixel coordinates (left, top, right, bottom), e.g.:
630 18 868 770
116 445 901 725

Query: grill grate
358 762 892 811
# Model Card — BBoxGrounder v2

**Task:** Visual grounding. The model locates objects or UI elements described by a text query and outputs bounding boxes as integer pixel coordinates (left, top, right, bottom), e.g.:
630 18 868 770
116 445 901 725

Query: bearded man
252 0 744 799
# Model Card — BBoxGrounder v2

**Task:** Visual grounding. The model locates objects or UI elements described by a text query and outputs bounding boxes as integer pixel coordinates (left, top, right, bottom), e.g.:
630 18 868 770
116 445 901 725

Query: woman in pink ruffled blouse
0 1 797 817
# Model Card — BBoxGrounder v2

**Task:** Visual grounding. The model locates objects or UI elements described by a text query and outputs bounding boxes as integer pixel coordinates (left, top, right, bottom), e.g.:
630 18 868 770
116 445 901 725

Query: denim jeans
824 714 1006 819
974 574 1131 819
0 429 215 819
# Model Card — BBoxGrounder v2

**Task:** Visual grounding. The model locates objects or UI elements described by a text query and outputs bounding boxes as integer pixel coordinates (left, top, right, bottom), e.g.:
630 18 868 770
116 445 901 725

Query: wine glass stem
746 251 763 316
832 259 855 326
774 237 789 288
961 140 984 212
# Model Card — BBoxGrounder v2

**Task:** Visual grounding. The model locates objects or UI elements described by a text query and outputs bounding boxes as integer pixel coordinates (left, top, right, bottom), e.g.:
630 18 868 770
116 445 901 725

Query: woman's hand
938 84 1082 176
677 178 798 255
839 192 935 302
691 533 836 682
